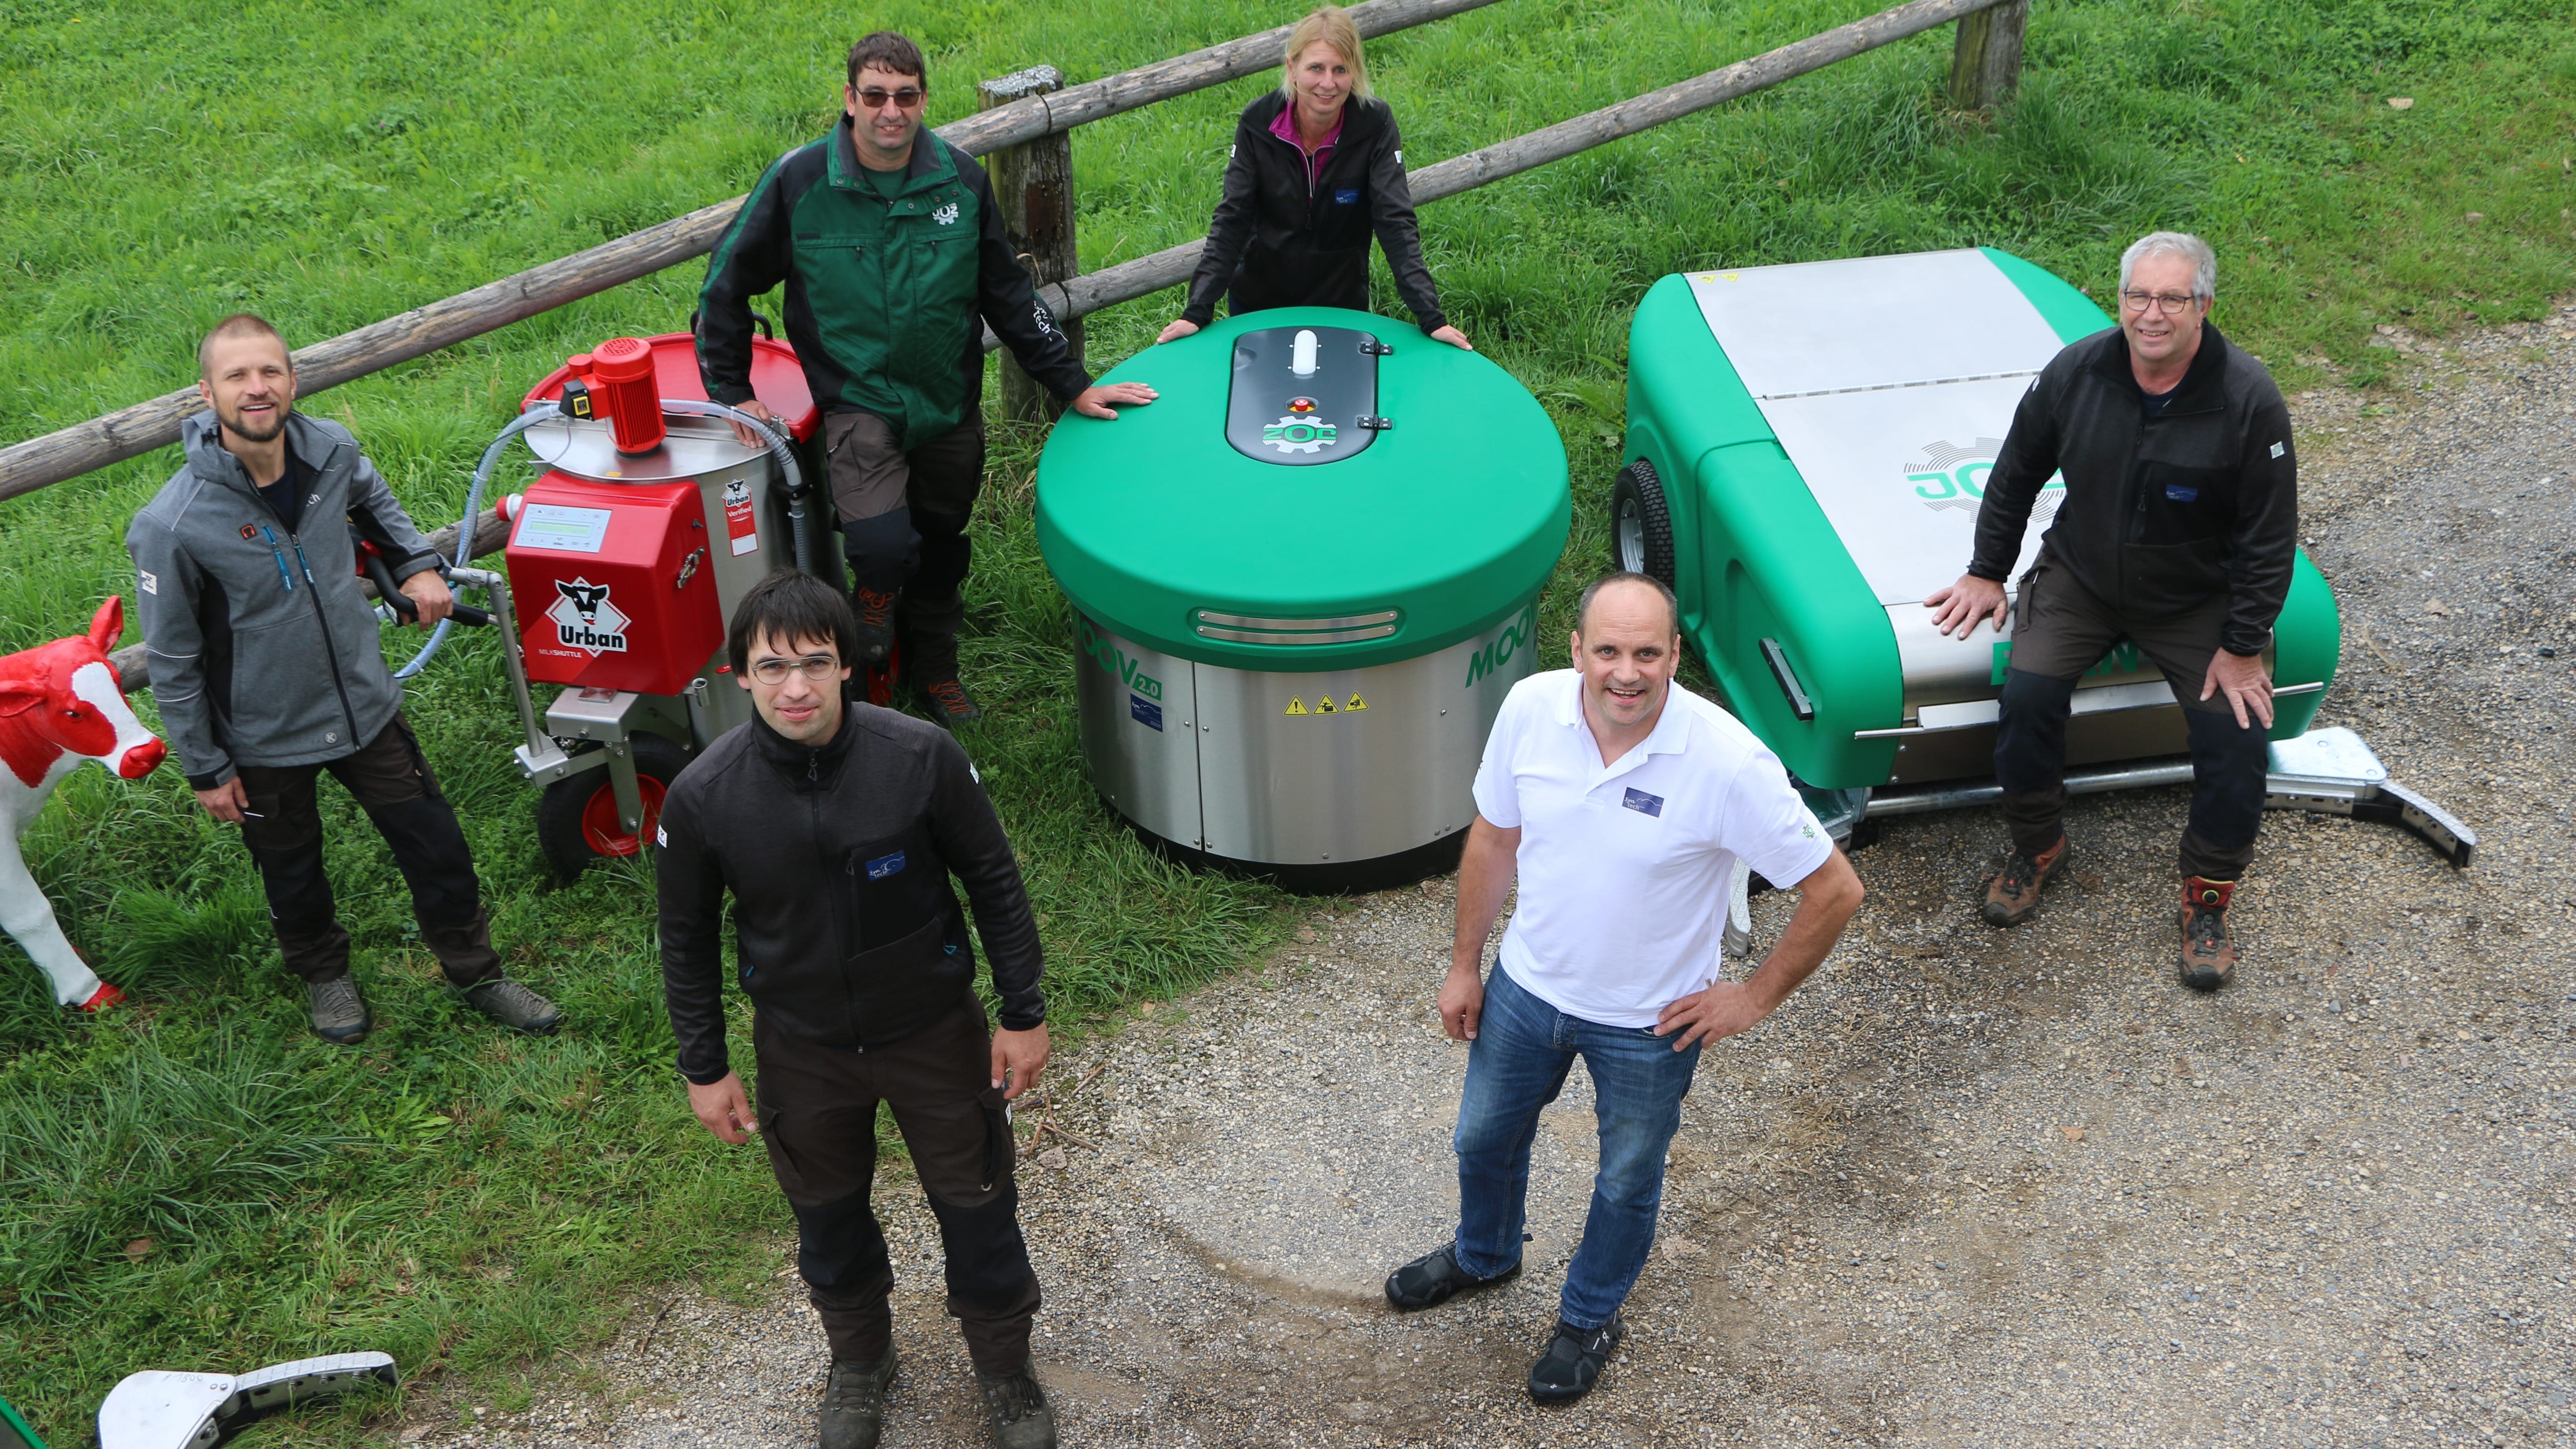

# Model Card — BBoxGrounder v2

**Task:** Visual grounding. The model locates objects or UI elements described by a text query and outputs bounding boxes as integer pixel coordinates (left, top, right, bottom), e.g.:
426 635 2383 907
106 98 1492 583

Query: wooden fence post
977 66 1082 423
1949 0 2028 110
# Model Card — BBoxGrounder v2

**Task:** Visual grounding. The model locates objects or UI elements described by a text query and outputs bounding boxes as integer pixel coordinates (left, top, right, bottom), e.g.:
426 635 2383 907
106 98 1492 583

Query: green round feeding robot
1038 306 1570 889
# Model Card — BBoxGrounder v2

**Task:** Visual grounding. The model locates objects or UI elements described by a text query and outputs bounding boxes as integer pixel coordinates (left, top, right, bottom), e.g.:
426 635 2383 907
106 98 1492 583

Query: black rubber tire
536 733 692 881
1609 460 1677 587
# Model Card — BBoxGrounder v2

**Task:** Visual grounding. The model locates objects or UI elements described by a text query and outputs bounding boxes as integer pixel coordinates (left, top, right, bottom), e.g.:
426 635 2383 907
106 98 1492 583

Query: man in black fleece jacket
658 571 1055 1449
1926 232 2296 992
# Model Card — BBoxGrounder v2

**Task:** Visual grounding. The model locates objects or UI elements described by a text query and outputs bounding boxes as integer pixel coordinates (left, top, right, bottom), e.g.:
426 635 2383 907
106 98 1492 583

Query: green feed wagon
1613 247 2472 865
1037 306 1570 888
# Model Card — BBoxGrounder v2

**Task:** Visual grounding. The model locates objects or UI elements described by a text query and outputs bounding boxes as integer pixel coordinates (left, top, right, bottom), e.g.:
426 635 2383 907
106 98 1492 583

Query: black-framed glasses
749 654 842 686
856 86 926 111
2119 289 2199 315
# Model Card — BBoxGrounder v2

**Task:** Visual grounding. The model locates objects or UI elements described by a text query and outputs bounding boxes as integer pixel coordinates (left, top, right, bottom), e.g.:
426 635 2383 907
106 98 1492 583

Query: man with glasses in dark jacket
1924 231 2296 990
658 570 1056 1449
697 30 1155 727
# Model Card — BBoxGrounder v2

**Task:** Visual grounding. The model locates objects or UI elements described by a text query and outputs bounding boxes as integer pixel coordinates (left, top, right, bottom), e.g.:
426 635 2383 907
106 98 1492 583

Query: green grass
3 0 2573 1441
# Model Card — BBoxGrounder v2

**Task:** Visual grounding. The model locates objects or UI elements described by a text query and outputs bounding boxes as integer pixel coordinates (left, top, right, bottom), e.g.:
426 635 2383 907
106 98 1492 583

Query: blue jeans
1450 964 1701 1330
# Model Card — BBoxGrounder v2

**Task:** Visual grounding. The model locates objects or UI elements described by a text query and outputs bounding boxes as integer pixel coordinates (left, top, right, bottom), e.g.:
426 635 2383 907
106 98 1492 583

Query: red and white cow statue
0 597 165 1011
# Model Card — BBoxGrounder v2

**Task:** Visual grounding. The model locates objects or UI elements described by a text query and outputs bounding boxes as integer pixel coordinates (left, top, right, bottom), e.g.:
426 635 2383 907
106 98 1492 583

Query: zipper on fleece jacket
1267 126 1328 209
254 525 297 594
813 752 868 1052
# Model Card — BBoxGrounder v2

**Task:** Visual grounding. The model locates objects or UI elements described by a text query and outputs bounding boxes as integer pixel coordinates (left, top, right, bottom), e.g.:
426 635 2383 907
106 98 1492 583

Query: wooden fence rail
90 0 2029 693
1000 0 2022 345
0 0 1502 503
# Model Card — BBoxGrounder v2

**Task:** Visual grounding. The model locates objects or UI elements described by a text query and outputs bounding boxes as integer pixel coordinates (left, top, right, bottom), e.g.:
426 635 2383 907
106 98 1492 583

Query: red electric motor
559 336 668 456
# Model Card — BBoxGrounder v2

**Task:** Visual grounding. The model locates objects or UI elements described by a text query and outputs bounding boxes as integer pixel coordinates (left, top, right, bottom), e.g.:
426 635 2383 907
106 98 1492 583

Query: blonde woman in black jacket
1156 5 1472 349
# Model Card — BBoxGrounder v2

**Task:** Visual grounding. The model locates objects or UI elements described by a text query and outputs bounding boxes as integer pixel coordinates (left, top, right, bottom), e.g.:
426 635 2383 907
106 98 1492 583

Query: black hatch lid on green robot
1224 325 1392 466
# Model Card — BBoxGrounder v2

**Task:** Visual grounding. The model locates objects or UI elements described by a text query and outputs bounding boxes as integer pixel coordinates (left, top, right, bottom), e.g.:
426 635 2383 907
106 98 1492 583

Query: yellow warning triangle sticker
1284 697 1306 716
1315 696 1337 713
1346 694 1367 712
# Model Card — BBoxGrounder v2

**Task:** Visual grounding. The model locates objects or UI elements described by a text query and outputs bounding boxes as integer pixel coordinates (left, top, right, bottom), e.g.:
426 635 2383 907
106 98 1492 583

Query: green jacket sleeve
696 152 799 409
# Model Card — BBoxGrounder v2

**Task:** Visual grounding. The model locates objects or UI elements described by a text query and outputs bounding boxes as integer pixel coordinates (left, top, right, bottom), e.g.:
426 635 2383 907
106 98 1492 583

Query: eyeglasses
855 87 926 111
2120 289 2201 315
749 654 842 686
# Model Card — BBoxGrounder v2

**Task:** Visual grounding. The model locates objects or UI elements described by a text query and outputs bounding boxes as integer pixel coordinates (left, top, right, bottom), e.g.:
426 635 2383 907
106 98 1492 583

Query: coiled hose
658 399 811 572
392 405 558 680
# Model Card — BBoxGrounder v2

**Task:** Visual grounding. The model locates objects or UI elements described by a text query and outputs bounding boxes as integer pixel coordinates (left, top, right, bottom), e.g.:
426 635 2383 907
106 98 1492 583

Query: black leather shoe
1527 1315 1624 1404
819 1350 896 1449
1384 1241 1519 1311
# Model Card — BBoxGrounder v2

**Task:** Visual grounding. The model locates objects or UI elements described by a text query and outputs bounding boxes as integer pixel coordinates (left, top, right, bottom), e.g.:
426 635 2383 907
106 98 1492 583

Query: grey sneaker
974 1367 1055 1449
819 1351 897 1449
460 977 563 1035
306 975 369 1044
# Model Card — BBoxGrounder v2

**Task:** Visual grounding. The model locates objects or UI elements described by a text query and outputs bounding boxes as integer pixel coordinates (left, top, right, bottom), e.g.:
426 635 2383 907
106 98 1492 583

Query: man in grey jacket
127 314 560 1043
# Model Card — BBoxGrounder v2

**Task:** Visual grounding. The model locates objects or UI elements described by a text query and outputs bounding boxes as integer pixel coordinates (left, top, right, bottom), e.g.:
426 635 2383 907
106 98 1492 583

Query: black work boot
1385 1241 1520 1311
851 587 899 668
306 975 369 1044
1981 835 2069 927
901 590 980 726
819 1350 897 1449
1527 1314 1625 1404
974 1366 1055 1449
915 675 982 727
2178 876 2240 991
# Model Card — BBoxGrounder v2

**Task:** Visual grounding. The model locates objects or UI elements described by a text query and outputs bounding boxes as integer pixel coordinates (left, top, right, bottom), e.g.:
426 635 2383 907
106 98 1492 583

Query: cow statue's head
0 597 167 788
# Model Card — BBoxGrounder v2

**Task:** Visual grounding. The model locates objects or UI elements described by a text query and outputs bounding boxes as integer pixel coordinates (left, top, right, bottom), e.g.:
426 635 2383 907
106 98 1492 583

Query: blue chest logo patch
1621 787 1664 818
1334 188 1360 204
2164 483 2200 502
865 850 907 880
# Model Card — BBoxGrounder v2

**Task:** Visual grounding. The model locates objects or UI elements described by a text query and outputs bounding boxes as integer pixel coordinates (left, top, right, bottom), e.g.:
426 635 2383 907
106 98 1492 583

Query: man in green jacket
698 30 1155 725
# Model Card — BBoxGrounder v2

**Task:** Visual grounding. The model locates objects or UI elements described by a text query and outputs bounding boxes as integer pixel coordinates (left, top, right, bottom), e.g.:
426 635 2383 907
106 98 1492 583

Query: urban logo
1262 416 1338 454
548 578 630 655
1078 616 1163 700
1464 602 1538 687
1905 437 2063 522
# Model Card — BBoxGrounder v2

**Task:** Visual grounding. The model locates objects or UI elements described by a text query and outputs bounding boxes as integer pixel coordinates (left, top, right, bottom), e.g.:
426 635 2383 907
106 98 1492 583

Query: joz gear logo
1904 437 2062 525
548 578 631 655
1262 417 1338 453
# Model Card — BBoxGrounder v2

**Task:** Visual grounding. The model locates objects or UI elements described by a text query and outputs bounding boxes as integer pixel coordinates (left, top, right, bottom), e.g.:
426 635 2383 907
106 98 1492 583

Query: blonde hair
1279 7 1371 102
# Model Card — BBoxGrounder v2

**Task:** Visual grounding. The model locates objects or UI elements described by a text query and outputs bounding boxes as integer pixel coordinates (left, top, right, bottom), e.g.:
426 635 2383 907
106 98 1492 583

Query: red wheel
535 734 691 879
577 772 668 857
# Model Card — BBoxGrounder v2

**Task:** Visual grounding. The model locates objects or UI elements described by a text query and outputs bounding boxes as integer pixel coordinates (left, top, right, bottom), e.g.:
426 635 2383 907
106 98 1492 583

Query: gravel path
401 310 2575 1448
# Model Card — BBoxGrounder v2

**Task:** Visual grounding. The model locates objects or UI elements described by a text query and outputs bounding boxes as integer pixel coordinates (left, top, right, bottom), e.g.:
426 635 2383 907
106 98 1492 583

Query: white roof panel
1755 377 2062 606
1686 250 2073 604
1683 249 2068 398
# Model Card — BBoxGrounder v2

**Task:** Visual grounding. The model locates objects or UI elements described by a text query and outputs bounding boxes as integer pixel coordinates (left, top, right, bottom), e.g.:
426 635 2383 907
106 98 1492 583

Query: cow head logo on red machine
0 596 166 1012
547 577 630 655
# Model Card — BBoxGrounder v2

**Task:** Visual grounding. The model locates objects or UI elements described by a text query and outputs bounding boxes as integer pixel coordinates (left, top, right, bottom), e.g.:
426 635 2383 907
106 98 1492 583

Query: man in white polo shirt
1384 571 1866 1405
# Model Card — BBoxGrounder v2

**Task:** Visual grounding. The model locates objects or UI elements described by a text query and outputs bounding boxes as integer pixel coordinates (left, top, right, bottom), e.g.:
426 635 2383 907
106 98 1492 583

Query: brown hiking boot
852 587 898 666
1980 836 2068 927
2179 876 2239 991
